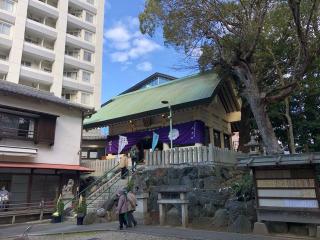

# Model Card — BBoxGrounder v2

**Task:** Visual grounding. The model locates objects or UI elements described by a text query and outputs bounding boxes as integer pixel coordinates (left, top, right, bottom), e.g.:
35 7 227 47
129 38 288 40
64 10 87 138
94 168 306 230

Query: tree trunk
284 97 296 153
234 62 282 154
238 99 251 153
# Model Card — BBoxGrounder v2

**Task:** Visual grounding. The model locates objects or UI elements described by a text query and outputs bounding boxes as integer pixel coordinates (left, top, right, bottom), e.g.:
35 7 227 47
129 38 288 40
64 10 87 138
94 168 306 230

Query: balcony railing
65 51 80 59
27 16 56 29
38 0 58 8
25 38 54 50
0 126 34 140
69 11 82 18
67 31 81 37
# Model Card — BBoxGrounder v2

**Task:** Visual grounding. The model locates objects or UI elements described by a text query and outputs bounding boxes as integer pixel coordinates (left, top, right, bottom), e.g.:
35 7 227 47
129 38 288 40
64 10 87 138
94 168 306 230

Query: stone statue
62 179 74 199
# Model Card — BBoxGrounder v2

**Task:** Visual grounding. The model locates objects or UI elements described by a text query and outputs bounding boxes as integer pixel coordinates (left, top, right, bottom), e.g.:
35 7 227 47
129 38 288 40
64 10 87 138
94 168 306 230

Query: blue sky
101 0 198 103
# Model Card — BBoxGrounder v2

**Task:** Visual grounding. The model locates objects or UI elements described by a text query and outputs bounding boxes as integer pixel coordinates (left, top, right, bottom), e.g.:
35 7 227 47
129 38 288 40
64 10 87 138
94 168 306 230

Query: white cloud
104 26 131 42
111 52 129 63
104 16 161 64
136 62 153 71
128 38 161 59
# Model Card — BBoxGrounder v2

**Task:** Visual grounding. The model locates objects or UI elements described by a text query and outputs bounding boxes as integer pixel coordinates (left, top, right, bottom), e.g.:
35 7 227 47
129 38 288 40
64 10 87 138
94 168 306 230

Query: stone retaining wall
132 165 256 233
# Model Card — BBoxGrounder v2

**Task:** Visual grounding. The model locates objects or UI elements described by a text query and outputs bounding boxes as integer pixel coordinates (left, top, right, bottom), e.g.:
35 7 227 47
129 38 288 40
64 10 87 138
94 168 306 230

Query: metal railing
86 169 133 208
0 200 55 224
64 163 120 209
0 126 34 140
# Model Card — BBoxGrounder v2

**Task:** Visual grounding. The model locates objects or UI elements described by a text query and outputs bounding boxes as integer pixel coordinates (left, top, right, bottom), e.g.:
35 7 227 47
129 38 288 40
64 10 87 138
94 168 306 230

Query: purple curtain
106 120 205 154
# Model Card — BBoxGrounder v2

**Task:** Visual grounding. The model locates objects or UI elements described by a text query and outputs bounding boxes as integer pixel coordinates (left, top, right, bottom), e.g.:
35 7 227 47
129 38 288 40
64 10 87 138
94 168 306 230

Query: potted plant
52 194 64 223
75 195 87 225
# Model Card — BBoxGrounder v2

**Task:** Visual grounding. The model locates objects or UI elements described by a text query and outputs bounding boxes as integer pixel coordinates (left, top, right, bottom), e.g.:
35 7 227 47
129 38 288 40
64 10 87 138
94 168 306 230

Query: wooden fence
81 158 118 177
0 200 55 224
145 144 244 167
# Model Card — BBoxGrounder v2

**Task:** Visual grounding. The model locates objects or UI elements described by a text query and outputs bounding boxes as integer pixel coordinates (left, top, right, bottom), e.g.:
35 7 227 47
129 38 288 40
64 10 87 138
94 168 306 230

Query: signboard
255 168 318 209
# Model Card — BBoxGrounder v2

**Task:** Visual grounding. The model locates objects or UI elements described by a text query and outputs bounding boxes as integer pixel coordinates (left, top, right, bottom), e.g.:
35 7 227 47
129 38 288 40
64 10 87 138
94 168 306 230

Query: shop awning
0 162 94 172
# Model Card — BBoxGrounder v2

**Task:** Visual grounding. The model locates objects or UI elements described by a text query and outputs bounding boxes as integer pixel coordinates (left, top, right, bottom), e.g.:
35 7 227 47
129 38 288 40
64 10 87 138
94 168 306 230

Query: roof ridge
110 70 215 102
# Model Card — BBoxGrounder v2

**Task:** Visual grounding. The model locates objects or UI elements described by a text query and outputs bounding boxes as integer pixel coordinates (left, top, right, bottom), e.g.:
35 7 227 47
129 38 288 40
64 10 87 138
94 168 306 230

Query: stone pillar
158 193 165 226
253 222 269 235
136 192 150 224
180 193 188 228
163 143 170 150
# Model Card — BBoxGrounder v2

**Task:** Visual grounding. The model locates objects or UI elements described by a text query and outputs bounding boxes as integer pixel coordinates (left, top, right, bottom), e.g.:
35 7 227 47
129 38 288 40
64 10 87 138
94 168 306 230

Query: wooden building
0 81 93 205
82 71 241 158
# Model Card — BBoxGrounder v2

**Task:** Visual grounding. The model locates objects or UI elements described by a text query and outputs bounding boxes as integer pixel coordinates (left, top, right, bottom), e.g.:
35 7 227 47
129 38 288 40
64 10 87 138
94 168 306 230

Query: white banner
118 135 128 154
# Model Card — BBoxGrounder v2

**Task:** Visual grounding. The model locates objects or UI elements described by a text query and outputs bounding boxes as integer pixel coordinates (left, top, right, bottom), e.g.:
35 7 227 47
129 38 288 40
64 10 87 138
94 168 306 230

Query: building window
82 71 91 83
81 92 90 105
0 73 6 80
89 151 98 159
67 30 81 37
0 21 11 36
84 31 93 42
0 0 14 13
21 60 32 67
63 71 78 80
65 49 80 58
213 130 221 148
83 50 92 62
62 93 71 101
81 151 88 159
0 112 35 140
85 12 94 23
223 134 231 149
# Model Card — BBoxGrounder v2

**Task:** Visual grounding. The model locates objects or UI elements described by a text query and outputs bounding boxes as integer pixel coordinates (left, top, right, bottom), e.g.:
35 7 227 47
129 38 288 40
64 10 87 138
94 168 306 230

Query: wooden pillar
220 132 224 149
76 171 80 194
27 169 33 203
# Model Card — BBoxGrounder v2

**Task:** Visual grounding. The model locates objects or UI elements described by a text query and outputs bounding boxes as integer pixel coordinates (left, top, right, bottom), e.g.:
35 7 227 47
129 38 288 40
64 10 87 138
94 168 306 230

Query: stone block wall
132 165 256 232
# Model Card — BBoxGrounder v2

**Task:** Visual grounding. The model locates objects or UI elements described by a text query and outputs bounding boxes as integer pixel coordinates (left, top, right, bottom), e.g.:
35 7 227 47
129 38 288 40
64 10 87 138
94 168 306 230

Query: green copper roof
84 71 221 128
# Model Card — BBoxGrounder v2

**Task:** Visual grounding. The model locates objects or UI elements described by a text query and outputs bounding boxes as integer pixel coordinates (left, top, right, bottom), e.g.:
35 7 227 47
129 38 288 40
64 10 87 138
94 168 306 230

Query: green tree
139 0 320 154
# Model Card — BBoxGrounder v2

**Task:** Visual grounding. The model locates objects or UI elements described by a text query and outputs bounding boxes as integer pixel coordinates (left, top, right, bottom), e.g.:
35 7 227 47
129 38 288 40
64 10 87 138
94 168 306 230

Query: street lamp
161 100 173 149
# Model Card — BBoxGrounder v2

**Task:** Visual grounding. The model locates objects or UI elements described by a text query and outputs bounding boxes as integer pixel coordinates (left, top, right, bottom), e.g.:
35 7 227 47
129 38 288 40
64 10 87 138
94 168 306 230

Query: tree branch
265 86 296 103
243 0 269 61
306 0 318 36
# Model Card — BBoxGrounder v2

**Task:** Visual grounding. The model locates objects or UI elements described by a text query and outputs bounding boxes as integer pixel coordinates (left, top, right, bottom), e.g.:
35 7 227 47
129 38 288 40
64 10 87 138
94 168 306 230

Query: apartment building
0 0 104 109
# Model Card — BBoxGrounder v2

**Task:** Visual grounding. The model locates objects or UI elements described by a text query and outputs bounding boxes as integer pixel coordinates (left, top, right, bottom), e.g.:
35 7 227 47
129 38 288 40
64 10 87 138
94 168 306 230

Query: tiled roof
84 71 221 128
0 80 93 112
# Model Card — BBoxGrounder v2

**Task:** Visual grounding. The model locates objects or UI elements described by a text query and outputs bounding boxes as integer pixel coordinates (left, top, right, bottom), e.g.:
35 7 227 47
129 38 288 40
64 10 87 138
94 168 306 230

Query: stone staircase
87 172 129 213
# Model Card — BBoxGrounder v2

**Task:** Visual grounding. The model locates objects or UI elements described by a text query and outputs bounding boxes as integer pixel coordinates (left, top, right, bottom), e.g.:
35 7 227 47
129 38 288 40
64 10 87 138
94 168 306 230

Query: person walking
127 189 137 227
116 189 128 230
119 154 128 179
129 145 139 172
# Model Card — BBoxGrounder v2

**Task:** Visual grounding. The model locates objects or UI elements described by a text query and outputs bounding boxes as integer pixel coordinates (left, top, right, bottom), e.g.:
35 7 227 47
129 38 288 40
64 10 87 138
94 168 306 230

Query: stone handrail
145 144 245 167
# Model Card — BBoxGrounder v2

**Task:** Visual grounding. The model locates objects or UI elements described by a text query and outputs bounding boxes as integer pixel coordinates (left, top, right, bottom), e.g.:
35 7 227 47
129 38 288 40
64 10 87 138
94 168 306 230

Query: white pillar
6 0 28 84
50 0 69 97
163 143 170 150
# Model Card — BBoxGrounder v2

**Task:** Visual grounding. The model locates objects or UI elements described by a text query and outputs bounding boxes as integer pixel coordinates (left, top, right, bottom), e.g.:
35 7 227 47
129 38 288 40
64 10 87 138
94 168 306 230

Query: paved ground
0 221 313 240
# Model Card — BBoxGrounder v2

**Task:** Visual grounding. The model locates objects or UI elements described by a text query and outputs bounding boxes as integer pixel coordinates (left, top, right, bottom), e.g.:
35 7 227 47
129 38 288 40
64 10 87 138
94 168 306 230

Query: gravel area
26 231 184 240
